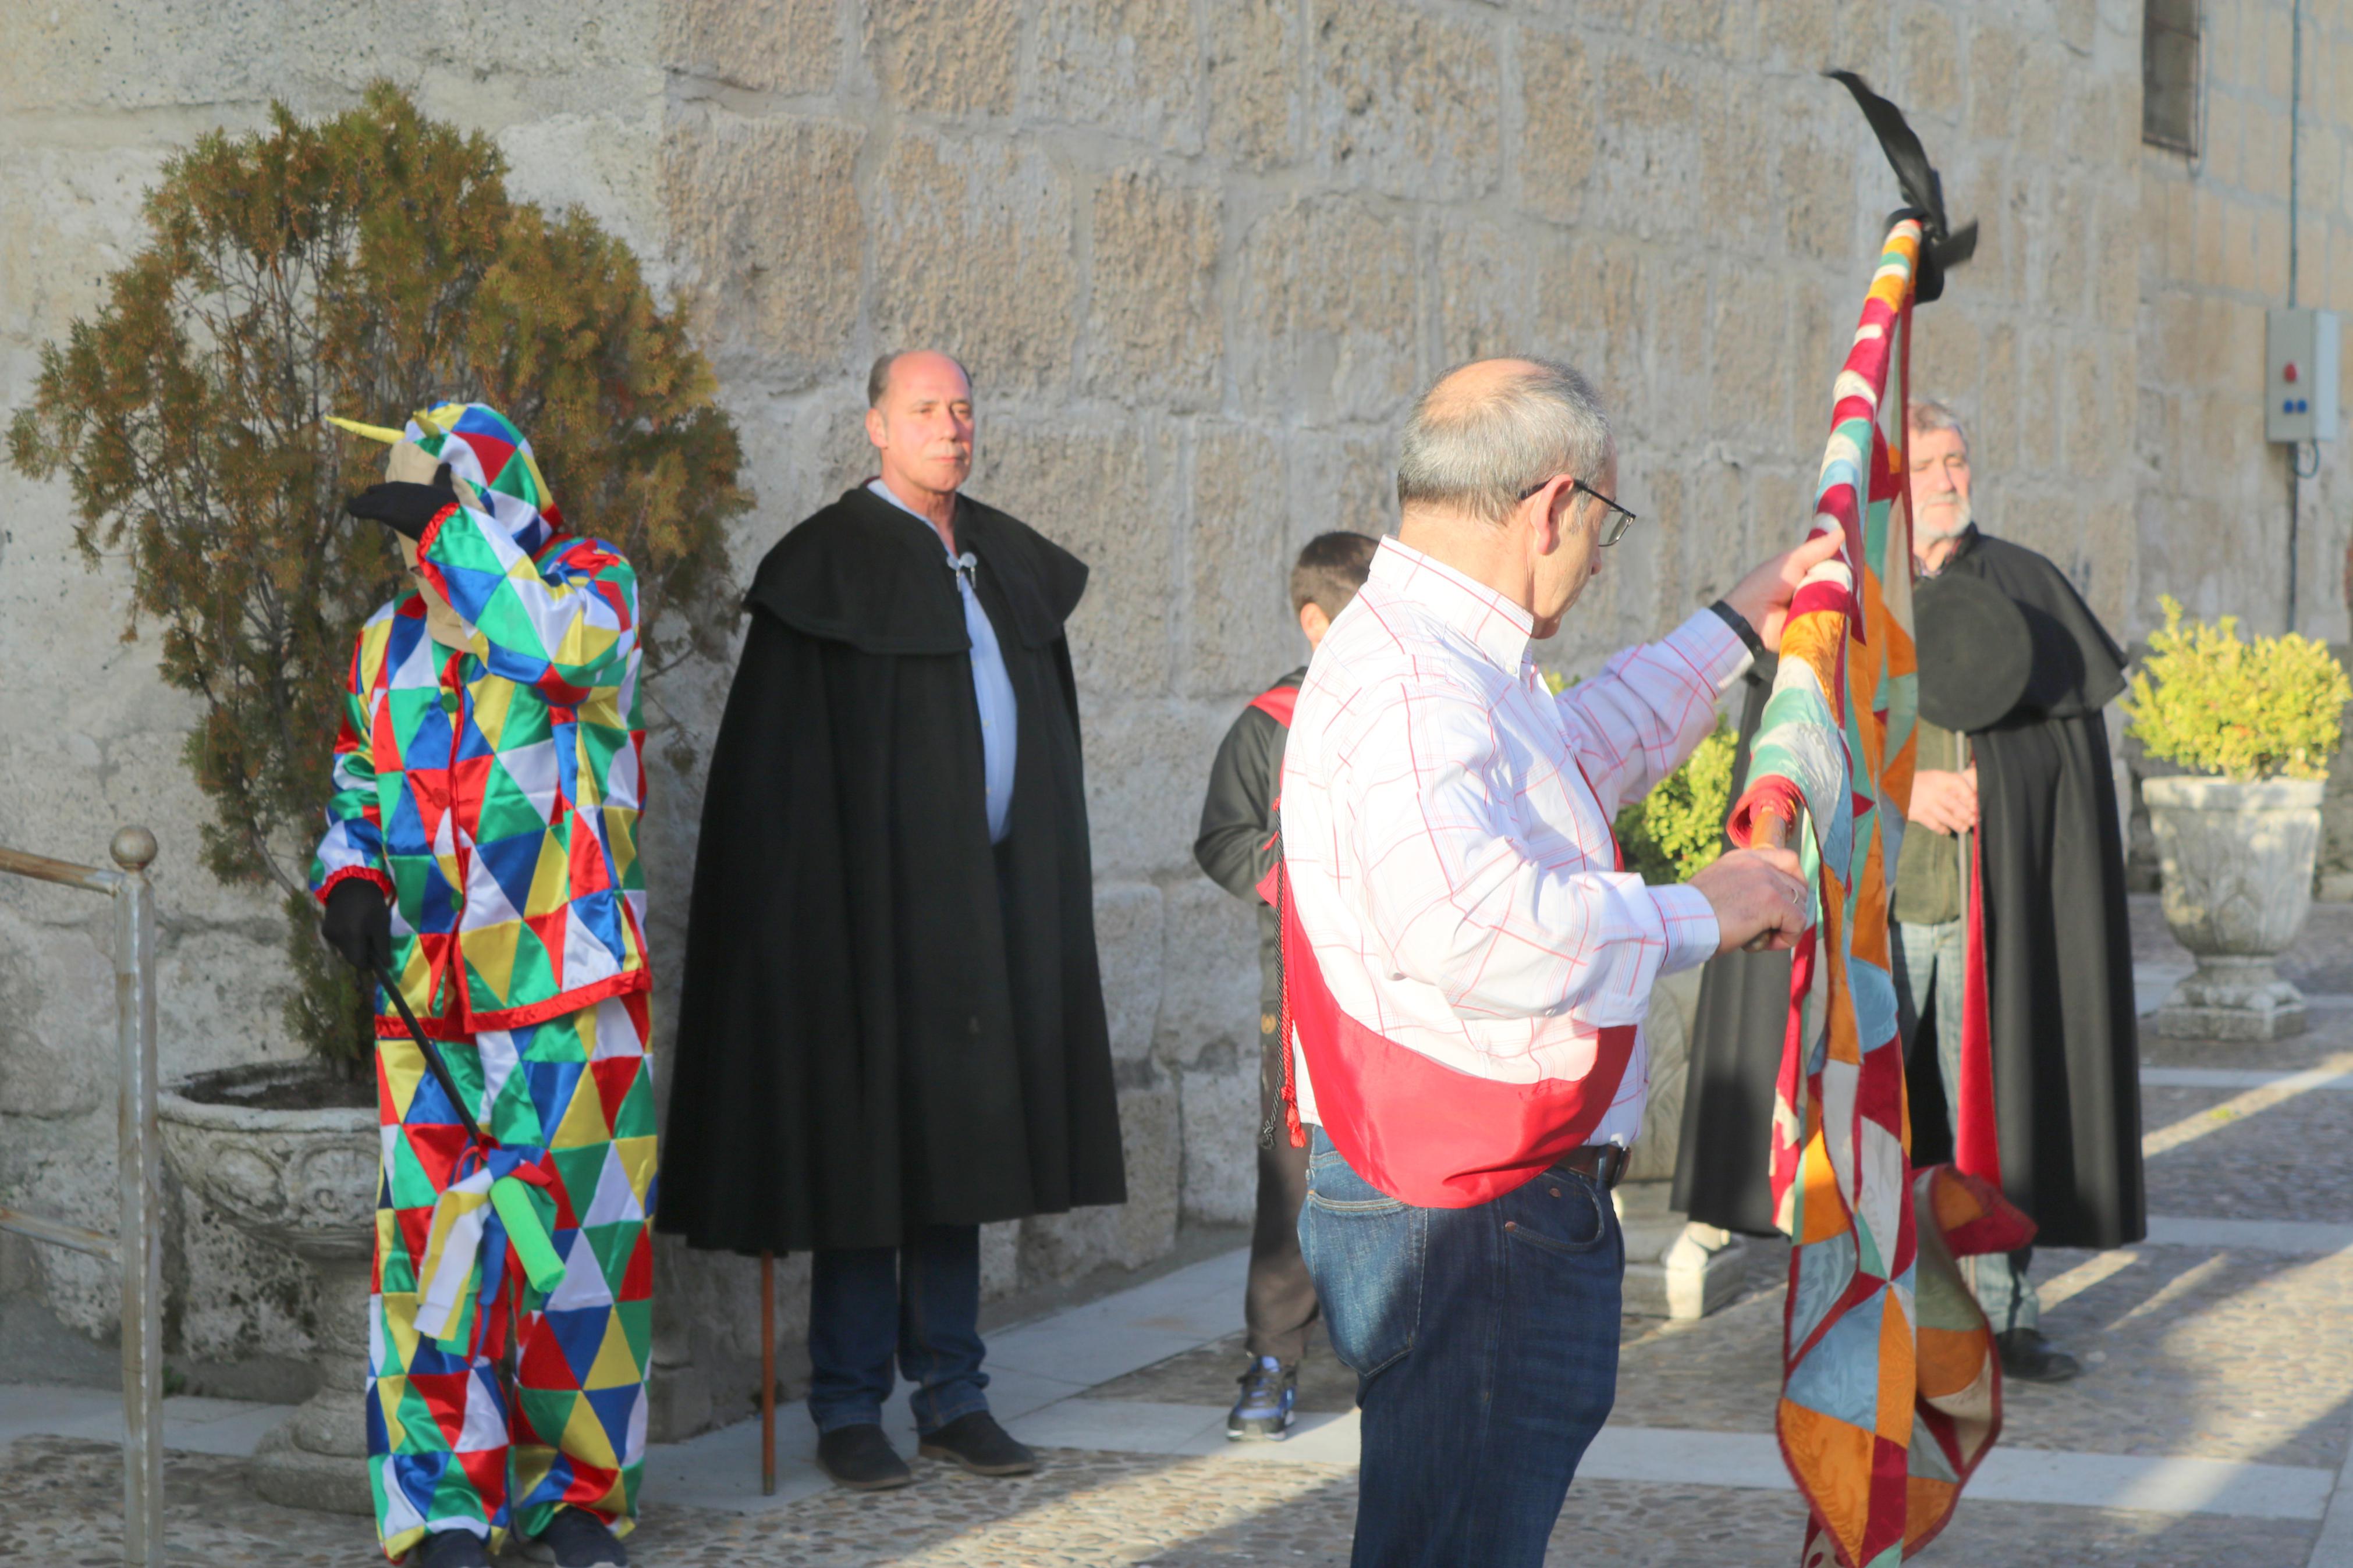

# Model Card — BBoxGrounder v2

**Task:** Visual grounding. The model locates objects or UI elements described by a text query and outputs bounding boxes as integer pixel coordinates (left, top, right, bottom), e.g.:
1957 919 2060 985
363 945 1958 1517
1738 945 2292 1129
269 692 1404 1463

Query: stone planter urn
2143 776 2326 1041
158 1062 378 1516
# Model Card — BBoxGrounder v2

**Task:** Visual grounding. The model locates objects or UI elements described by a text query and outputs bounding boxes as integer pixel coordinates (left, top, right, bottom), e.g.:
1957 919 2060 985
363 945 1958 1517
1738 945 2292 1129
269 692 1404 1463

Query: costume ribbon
413 1138 560 1354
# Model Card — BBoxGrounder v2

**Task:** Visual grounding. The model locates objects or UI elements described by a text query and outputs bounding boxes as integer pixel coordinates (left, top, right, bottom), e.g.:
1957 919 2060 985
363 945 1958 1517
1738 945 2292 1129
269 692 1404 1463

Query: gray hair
868 349 973 407
1395 358 1614 524
1906 396 1968 448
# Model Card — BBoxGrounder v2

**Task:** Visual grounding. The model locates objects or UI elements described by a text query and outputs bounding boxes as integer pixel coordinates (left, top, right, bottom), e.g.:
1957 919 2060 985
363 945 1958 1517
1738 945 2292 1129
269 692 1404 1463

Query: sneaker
1997 1328 2083 1384
917 1411 1038 1476
517 1507 627 1567
818 1423 915 1491
414 1531 492 1568
1226 1354 1298 1441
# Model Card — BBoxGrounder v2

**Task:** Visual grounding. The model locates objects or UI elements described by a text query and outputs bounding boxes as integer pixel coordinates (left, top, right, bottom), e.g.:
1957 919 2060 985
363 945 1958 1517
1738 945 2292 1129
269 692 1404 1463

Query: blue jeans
806 1225 991 1435
1298 1129 1623 1568
1894 917 2040 1334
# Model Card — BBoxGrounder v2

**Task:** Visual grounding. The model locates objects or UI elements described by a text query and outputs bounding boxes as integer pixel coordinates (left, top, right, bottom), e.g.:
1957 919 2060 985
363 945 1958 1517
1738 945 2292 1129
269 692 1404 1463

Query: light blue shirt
869 479 1018 842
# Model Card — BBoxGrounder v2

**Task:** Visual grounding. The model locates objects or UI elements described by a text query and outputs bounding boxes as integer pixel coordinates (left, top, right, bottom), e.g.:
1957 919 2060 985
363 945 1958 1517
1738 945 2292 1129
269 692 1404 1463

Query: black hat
1912 571 2031 733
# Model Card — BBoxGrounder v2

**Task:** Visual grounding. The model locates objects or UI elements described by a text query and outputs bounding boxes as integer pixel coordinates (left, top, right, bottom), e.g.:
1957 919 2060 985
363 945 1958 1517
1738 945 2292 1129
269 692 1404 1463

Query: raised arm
310 624 393 902
1557 610 1749 814
1350 678 1721 1029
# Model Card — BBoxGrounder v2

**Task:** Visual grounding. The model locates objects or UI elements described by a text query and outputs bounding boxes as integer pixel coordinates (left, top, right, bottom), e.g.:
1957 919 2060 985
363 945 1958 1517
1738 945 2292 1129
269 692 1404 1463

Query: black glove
345 463 459 542
321 879 392 974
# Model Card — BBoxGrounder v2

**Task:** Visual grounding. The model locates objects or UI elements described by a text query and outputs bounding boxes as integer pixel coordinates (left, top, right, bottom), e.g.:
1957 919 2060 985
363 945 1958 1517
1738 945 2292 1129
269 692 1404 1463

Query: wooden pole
760 1250 777 1496
1745 808 1798 951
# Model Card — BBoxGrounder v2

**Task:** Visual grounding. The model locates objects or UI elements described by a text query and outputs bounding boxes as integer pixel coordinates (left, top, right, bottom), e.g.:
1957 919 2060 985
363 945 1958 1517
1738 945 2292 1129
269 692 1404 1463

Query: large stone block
1283 429 1400 547
660 111 865 386
1708 268 1786 442
1967 20 2023 140
1517 30 1596 224
1079 701 1237 880
1155 878 1259 1066
1204 0 1297 169
1233 196 1419 423
1179 1044 1257 1226
1780 133 1857 264
0 144 171 343
1434 221 1531 368
969 422 1171 696
660 0 837 93
1592 54 1702 238
1897 4 1963 122
1019 1080 1180 1279
1307 0 1500 201
864 0 1018 116
1032 0 1202 153
871 133 1078 397
1186 424 1293 698
1085 169 1223 410
1093 881 1166 1062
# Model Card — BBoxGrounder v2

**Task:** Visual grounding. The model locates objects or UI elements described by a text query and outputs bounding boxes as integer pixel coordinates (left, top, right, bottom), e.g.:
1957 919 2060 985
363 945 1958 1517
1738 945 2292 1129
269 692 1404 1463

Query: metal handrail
0 827 161 1568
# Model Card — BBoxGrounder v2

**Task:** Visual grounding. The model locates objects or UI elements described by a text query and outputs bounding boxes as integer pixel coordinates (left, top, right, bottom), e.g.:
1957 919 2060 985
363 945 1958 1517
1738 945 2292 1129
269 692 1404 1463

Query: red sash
1273 868 1637 1207
1249 683 1299 727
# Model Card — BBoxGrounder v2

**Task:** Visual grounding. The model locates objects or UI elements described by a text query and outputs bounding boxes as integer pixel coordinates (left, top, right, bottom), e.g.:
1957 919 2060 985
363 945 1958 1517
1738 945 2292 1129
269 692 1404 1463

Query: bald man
1276 358 1825 1566
661 351 1126 1490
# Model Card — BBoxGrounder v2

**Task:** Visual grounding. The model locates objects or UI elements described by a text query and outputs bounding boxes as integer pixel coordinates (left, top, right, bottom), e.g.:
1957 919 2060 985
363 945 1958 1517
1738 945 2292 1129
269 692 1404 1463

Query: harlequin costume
311 403 654 1562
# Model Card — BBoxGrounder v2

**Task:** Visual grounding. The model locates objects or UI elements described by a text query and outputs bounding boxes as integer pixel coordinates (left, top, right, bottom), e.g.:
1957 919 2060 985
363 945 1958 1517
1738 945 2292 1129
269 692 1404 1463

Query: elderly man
1276 357 1829 1565
1892 398 2142 1383
659 350 1126 1489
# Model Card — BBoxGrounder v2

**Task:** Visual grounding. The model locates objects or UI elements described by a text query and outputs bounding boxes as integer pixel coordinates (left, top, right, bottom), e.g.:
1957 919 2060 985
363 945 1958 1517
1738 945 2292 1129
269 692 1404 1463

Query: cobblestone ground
9 899 2350 1565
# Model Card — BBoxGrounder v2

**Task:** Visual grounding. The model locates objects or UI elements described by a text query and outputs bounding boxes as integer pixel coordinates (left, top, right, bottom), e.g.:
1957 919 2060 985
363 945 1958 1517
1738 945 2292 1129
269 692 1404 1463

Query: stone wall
0 0 2317 1428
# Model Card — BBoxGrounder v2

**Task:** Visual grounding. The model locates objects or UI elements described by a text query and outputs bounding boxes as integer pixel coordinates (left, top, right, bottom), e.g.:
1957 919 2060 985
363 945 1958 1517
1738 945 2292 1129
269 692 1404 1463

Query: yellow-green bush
1616 722 1736 885
2123 596 2350 783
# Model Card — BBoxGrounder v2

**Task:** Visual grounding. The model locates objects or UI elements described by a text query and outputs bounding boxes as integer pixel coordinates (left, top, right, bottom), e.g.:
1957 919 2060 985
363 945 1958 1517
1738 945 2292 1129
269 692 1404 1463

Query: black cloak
1672 532 2146 1250
1671 655 1790 1237
1943 528 2145 1250
656 486 1127 1255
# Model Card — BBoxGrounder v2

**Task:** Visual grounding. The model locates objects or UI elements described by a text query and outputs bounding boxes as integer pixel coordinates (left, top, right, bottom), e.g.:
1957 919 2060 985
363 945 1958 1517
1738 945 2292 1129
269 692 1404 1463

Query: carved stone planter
158 1062 377 1516
2143 776 2325 1042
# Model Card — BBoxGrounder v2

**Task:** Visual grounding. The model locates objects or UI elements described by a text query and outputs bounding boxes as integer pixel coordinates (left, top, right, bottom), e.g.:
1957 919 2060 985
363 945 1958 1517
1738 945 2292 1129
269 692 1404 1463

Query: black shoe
414 1531 491 1568
917 1411 1038 1476
818 1423 915 1491
1997 1328 2083 1384
517 1507 627 1567
1227 1354 1298 1441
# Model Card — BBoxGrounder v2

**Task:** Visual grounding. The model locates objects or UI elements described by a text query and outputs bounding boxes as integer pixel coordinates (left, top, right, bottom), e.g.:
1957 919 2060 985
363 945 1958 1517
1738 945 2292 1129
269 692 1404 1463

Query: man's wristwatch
1708 599 1766 660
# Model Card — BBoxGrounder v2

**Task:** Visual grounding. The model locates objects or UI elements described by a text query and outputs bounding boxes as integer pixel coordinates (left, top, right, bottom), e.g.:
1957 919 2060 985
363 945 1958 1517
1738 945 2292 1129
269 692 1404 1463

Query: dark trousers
1298 1129 1622 1568
1247 1015 1320 1365
805 1224 990 1436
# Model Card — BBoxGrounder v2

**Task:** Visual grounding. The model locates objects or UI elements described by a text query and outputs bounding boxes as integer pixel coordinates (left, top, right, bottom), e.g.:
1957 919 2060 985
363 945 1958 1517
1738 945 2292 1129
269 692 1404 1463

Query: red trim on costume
1248 684 1300 727
1954 826 2002 1186
318 865 395 906
374 968 652 1040
1727 778 1807 848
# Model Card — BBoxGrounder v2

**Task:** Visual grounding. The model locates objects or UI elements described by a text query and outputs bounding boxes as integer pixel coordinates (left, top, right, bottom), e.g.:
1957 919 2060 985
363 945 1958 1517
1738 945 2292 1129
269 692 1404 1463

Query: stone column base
1614 1183 1749 1320
2148 959 2308 1041
248 1424 373 1517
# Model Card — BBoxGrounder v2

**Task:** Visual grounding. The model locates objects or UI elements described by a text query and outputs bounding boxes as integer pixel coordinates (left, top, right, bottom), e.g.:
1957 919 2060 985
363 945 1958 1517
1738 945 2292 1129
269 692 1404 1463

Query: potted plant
2125 596 2351 1041
8 85 747 1508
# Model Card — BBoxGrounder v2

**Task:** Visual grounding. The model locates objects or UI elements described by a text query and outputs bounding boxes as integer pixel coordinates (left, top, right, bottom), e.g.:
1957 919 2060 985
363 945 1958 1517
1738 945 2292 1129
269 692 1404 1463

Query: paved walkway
9 895 2353 1564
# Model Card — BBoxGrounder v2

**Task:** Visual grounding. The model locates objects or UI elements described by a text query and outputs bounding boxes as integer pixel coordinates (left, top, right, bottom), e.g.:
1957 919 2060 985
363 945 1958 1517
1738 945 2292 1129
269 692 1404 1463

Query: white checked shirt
1283 538 1750 1149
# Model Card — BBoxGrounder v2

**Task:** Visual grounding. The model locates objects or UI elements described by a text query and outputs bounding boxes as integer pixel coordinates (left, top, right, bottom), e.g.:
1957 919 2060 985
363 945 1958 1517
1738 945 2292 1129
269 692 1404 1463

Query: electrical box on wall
2266 308 2340 443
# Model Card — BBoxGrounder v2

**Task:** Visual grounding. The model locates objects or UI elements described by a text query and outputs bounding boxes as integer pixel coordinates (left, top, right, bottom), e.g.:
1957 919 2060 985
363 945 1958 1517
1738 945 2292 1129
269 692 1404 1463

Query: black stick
374 963 485 1143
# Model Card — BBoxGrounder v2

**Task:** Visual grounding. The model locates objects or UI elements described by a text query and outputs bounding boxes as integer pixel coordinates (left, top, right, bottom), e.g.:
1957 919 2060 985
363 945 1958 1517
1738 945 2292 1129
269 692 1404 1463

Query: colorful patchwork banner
1729 216 2025 1566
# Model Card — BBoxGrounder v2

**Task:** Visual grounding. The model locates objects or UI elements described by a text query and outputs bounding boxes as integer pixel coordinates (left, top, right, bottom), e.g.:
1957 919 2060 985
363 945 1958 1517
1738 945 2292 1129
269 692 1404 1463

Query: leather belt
1552 1144 1628 1191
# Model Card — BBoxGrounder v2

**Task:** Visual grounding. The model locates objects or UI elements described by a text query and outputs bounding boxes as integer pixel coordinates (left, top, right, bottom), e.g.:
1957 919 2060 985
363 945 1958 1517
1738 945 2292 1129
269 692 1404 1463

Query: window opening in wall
2143 0 2202 154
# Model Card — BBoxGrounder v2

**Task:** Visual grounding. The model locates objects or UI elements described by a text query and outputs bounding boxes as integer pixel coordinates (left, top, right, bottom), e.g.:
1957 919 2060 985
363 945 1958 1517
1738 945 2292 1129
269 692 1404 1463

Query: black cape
1673 532 2146 1250
656 486 1127 1254
1945 529 2145 1250
1672 655 1790 1236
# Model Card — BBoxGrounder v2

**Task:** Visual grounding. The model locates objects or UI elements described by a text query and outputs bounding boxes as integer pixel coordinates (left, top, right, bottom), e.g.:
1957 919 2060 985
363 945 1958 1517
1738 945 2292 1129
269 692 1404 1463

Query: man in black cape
658 350 1126 1489
1677 399 2143 1384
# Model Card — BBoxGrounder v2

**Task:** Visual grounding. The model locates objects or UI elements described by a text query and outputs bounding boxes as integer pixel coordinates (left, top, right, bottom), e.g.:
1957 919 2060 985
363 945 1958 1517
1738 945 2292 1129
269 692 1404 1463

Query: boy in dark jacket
1193 531 1379 1439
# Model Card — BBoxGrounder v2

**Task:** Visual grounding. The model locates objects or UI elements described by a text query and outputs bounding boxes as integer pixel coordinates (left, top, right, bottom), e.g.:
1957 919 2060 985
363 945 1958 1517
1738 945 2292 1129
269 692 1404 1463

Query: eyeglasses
1518 475 1639 547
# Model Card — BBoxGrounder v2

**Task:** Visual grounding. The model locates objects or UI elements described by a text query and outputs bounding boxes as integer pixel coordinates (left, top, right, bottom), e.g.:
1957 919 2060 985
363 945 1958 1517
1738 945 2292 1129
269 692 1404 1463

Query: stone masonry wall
0 0 2242 1430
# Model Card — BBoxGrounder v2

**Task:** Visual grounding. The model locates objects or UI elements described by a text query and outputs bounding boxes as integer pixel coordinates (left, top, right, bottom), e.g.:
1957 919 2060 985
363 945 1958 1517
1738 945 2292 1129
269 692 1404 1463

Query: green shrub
2123 596 2350 783
1616 722 1737 885
8 84 750 1070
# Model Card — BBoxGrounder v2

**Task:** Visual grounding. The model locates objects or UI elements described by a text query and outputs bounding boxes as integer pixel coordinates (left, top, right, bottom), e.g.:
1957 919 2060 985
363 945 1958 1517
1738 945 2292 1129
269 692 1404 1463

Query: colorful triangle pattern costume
1727 220 2031 1567
311 404 654 1562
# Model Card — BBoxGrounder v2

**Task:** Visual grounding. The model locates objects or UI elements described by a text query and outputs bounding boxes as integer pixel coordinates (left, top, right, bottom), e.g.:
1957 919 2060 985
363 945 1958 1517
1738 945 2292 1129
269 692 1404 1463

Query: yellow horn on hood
324 415 404 444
